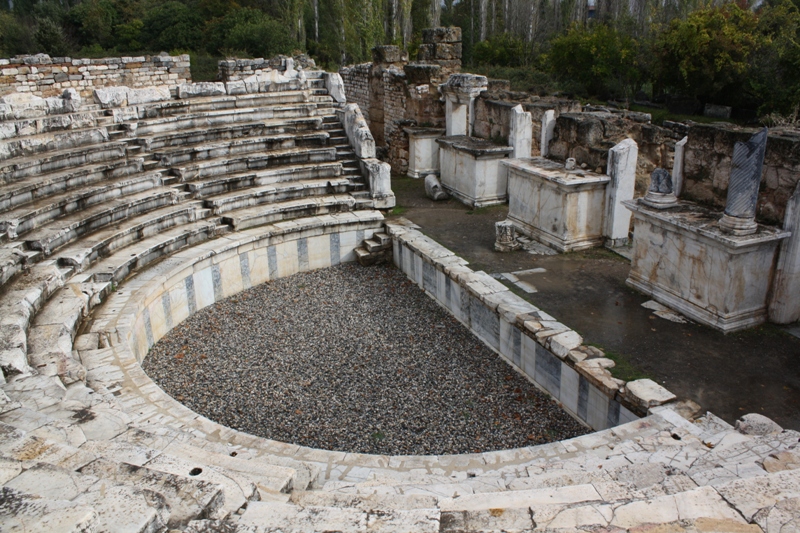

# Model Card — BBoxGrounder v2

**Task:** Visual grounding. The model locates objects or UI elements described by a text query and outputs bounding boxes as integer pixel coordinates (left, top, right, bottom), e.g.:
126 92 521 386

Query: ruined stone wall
340 28 458 175
473 96 581 155
340 63 372 125
548 111 679 194
683 123 800 225
218 55 317 82
0 53 190 99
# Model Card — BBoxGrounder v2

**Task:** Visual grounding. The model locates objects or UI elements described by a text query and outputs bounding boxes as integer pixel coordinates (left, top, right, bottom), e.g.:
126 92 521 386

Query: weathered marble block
504 157 609 252
404 127 445 178
437 136 512 208
624 200 789 333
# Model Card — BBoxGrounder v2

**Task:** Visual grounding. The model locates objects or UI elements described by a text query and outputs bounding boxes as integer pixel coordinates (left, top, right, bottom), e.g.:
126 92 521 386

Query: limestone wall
218 55 317 82
0 53 190 99
548 112 679 194
473 97 581 155
683 123 800 225
340 63 372 125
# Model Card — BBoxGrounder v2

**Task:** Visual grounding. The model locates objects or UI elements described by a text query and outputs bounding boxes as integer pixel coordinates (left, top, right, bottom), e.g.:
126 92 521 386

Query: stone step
235 501 441 533
0 422 98 471
81 438 258 518
135 116 326 152
289 490 439 511
142 89 316 117
54 202 207 271
155 131 330 167
88 428 296 497
0 157 144 214
0 261 71 377
0 486 98 533
373 232 391 246
26 283 95 386
78 457 226 528
363 237 390 253
205 177 352 215
134 103 336 137
185 161 344 199
21 181 179 254
221 194 356 231
0 141 128 184
4 461 170 533
0 246 29 287
80 220 219 284
170 146 338 182
0 127 109 162
0 166 158 239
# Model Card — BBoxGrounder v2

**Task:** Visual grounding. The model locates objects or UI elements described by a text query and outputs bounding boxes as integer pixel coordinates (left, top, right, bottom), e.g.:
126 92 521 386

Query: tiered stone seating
0 65 797 532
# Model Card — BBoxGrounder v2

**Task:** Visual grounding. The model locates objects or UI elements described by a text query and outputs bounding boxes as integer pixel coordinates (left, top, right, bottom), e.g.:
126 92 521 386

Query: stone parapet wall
683 123 800 225
0 53 190 99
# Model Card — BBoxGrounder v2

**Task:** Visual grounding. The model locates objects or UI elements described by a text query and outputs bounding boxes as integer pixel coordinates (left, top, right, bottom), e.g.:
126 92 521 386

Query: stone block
735 413 783 436
93 86 130 108
624 378 676 411
437 136 512 207
604 138 638 246
324 72 346 103
372 45 407 64
508 104 532 159
225 80 246 95
177 82 226 99
422 27 462 43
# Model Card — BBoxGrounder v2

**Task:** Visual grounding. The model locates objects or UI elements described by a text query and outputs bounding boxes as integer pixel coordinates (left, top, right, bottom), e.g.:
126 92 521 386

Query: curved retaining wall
385 221 676 432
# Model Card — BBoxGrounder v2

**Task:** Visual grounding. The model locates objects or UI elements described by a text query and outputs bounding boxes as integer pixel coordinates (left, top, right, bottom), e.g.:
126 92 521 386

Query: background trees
0 0 796 116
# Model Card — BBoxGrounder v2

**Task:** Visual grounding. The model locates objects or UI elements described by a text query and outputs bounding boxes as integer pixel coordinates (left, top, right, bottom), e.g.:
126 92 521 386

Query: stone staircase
0 65 796 532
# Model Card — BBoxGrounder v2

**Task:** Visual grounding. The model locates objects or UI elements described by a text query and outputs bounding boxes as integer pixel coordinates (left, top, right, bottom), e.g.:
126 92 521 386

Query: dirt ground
389 175 800 430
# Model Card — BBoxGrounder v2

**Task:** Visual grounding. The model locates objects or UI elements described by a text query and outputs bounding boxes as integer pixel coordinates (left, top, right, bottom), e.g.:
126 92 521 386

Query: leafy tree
141 1 204 52
748 0 800 114
546 23 643 99
473 32 527 66
35 17 71 56
70 0 118 49
0 12 37 55
652 4 761 106
213 8 299 58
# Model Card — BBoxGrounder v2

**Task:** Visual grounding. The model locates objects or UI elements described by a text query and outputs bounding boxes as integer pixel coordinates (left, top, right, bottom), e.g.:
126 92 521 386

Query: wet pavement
389 176 800 430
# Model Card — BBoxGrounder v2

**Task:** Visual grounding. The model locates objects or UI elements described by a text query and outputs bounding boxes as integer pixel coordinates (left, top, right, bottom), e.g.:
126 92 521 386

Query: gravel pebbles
143 262 589 455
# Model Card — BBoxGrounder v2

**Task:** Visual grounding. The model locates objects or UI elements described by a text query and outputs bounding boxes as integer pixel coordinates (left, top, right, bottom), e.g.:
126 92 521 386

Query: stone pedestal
495 220 520 252
540 110 556 157
404 127 445 178
441 74 487 136
508 105 532 159
504 157 610 252
437 136 512 207
624 200 789 333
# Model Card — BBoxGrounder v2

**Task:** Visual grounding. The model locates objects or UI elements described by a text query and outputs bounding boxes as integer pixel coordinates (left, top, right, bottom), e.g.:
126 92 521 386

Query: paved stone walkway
390 176 800 430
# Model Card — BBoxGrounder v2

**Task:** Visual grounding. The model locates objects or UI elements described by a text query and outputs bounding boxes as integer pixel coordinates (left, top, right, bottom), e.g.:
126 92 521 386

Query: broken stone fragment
624 378 677 411
735 413 783 436
549 330 583 359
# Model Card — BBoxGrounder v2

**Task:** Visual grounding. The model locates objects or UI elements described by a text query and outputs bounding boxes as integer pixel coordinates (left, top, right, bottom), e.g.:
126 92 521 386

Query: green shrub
473 33 528 67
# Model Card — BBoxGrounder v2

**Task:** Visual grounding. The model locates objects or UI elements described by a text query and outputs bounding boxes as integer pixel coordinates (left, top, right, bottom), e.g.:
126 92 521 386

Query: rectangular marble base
504 158 609 252
624 200 789 333
437 136 512 209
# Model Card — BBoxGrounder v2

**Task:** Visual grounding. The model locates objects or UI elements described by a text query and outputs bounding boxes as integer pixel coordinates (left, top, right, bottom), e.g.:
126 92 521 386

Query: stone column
604 138 638 246
641 168 678 209
441 73 487 137
540 109 556 157
769 181 800 324
508 104 532 159
672 136 687 197
719 128 768 236
361 158 396 209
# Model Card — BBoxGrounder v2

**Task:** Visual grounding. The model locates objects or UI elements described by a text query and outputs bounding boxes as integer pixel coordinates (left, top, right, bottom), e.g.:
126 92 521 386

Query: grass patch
389 206 408 216
465 205 507 216
589 343 652 382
